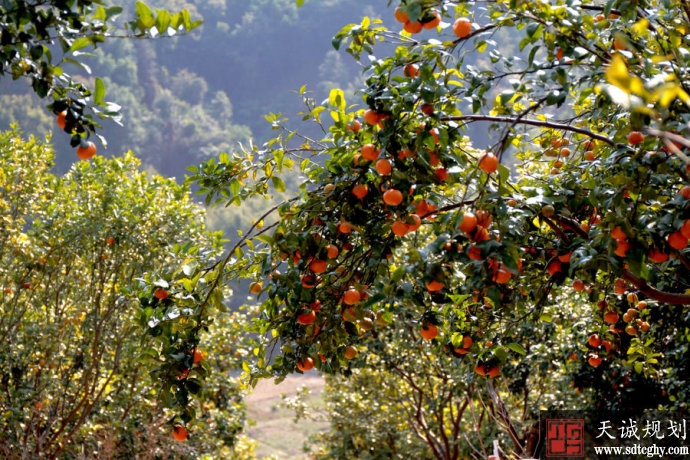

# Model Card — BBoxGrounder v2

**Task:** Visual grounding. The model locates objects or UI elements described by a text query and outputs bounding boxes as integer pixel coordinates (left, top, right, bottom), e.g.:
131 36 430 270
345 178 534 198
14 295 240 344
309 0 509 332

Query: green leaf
156 9 171 33
329 88 346 111
70 37 92 52
506 342 526 356
255 234 274 245
493 345 508 362
135 1 156 30
272 176 286 193
230 178 240 197
295 0 305 6
94 78 106 105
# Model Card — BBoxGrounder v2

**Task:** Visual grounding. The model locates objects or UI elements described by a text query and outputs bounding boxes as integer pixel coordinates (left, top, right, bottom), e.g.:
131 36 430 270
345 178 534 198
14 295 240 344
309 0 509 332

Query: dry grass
245 374 328 459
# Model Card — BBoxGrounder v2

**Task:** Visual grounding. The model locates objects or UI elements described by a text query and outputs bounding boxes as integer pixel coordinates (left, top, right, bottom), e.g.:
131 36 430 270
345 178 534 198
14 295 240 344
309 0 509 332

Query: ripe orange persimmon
249 281 262 294
172 425 188 441
398 148 413 160
601 338 612 351
425 279 444 292
428 150 440 166
557 252 572 263
361 143 379 161
452 17 472 38
478 152 499 174
344 346 357 359
474 364 487 376
375 158 392 175
297 309 316 325
383 189 404 206
192 348 204 365
394 7 409 23
309 258 327 274
604 311 619 324
56 111 67 130
154 288 169 300
492 266 511 284
668 231 688 250
572 280 585 291
76 141 97 161
487 365 500 378
614 239 630 257
588 333 601 348
648 248 669 263
392 220 409 236
408 214 422 232
403 20 423 34
343 287 361 305
352 183 368 200
588 355 603 367
584 150 596 161
420 323 439 340
326 244 339 259
309 300 322 312
610 226 627 240
297 356 315 372
582 139 595 150
347 119 361 132
468 244 482 260
403 63 419 78
363 109 382 125
627 131 645 145
434 167 448 181
338 221 353 234
459 212 478 233
541 204 555 218
423 11 441 29
420 103 434 115
546 260 562 277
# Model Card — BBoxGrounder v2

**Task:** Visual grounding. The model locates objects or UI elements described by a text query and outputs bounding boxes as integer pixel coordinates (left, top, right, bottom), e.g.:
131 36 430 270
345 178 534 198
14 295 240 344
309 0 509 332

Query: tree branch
621 269 690 305
443 115 615 146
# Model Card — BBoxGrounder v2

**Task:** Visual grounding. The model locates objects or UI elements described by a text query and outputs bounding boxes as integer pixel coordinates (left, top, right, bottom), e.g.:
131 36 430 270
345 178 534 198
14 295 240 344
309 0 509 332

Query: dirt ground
245 374 328 459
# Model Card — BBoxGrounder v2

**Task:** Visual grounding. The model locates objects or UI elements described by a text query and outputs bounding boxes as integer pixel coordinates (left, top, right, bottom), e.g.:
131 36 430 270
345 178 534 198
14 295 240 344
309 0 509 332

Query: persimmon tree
289 298 591 459
0 1 200 151
0 128 255 458
184 0 690 454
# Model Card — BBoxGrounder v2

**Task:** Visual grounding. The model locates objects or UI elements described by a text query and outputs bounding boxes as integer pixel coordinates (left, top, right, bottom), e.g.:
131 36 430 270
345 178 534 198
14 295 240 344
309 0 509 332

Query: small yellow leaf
605 55 631 92
631 18 649 38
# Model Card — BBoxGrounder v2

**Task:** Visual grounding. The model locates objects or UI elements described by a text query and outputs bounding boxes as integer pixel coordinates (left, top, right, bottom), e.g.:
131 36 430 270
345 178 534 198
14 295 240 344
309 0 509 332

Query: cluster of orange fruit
586 331 614 368
394 7 441 34
56 110 97 160
587 293 652 367
169 347 204 441
393 7 473 40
